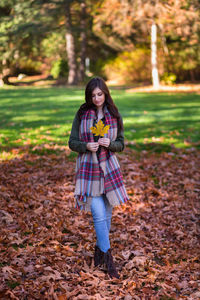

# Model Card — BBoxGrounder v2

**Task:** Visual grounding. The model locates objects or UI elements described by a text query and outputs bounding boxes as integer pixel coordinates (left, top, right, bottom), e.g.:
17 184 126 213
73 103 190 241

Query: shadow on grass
0 87 200 151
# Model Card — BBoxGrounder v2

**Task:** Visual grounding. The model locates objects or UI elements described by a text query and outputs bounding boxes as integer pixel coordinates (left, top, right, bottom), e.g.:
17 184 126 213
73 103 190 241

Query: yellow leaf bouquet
90 120 110 137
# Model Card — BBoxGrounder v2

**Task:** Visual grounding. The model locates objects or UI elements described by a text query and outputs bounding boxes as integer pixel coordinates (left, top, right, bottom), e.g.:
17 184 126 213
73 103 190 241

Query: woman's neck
97 107 104 120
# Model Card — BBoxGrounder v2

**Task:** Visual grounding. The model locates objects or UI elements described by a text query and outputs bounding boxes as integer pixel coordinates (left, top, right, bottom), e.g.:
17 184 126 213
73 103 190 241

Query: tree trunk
65 1 78 85
2 75 10 85
0 60 11 85
151 23 159 89
189 69 196 82
0 74 4 86
78 1 86 82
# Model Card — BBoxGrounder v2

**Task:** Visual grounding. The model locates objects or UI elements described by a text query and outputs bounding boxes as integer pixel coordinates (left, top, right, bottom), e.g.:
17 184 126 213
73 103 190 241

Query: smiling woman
68 77 129 279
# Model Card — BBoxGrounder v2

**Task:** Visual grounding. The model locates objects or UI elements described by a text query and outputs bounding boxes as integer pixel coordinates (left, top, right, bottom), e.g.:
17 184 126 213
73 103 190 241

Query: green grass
0 86 200 158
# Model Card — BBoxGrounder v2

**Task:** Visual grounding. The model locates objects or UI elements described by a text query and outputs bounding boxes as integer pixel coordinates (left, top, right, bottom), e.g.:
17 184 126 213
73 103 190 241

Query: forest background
0 0 200 87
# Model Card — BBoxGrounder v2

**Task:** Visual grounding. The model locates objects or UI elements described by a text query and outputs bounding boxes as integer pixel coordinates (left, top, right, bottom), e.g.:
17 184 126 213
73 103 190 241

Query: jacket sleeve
108 114 124 152
68 112 87 153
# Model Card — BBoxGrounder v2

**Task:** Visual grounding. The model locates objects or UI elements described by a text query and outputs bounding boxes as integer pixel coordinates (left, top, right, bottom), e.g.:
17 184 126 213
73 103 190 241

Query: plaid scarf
74 106 128 209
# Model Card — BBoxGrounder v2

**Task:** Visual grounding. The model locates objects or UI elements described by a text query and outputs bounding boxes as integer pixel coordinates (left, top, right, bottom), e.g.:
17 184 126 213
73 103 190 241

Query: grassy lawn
0 86 200 159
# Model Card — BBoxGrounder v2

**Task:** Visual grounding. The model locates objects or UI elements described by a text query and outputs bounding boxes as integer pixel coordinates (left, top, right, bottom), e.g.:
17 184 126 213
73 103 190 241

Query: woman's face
91 87 105 109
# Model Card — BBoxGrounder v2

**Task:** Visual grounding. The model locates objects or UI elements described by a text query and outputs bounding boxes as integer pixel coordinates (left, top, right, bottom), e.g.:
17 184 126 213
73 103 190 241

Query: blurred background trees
0 0 200 86
94 0 200 86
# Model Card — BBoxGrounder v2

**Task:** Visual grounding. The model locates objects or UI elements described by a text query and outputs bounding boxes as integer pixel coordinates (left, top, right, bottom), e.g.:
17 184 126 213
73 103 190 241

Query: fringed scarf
75 106 129 210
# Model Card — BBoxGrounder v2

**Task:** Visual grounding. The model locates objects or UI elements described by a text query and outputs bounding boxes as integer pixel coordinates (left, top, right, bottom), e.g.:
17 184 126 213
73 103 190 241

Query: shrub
103 48 151 84
161 72 176 85
50 59 68 79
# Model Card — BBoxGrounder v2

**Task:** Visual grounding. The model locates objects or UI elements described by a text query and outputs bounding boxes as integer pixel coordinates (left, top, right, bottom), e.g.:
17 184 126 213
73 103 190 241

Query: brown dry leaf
0 210 14 223
5 290 19 300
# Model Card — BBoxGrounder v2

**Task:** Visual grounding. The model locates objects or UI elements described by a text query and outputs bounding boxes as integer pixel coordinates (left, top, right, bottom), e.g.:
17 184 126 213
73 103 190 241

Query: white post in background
151 23 160 89
85 57 90 75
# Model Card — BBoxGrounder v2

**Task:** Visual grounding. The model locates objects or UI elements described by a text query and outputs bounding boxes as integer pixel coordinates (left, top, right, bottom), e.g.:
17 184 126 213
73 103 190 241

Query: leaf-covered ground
0 145 199 299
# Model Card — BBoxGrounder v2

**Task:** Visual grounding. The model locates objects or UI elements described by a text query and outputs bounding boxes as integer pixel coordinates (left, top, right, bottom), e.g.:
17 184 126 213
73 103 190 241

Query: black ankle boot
94 245 104 267
103 249 119 279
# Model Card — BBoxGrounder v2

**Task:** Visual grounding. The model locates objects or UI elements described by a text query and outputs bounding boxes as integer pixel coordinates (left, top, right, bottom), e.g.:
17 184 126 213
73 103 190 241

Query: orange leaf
90 120 110 137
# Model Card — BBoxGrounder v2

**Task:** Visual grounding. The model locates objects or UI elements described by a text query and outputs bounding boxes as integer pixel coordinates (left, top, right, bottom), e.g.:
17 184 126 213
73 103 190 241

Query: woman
69 77 128 279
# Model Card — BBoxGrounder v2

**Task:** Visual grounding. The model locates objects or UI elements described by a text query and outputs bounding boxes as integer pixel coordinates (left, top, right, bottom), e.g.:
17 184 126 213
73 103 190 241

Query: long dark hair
78 77 123 131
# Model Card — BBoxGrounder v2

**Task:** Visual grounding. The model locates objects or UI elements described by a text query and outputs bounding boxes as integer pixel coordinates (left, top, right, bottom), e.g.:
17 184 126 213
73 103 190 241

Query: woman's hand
98 138 110 148
86 142 99 152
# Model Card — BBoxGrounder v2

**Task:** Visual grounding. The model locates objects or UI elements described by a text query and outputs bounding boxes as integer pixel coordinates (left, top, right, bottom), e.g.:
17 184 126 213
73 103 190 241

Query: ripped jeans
90 195 112 253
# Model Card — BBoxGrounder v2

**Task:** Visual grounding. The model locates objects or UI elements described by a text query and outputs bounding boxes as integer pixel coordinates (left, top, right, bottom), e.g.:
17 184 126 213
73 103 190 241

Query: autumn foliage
0 144 199 299
90 120 110 137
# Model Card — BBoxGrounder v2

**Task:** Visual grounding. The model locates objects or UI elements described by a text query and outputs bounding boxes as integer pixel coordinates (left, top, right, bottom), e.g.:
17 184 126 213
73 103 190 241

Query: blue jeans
91 195 112 253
